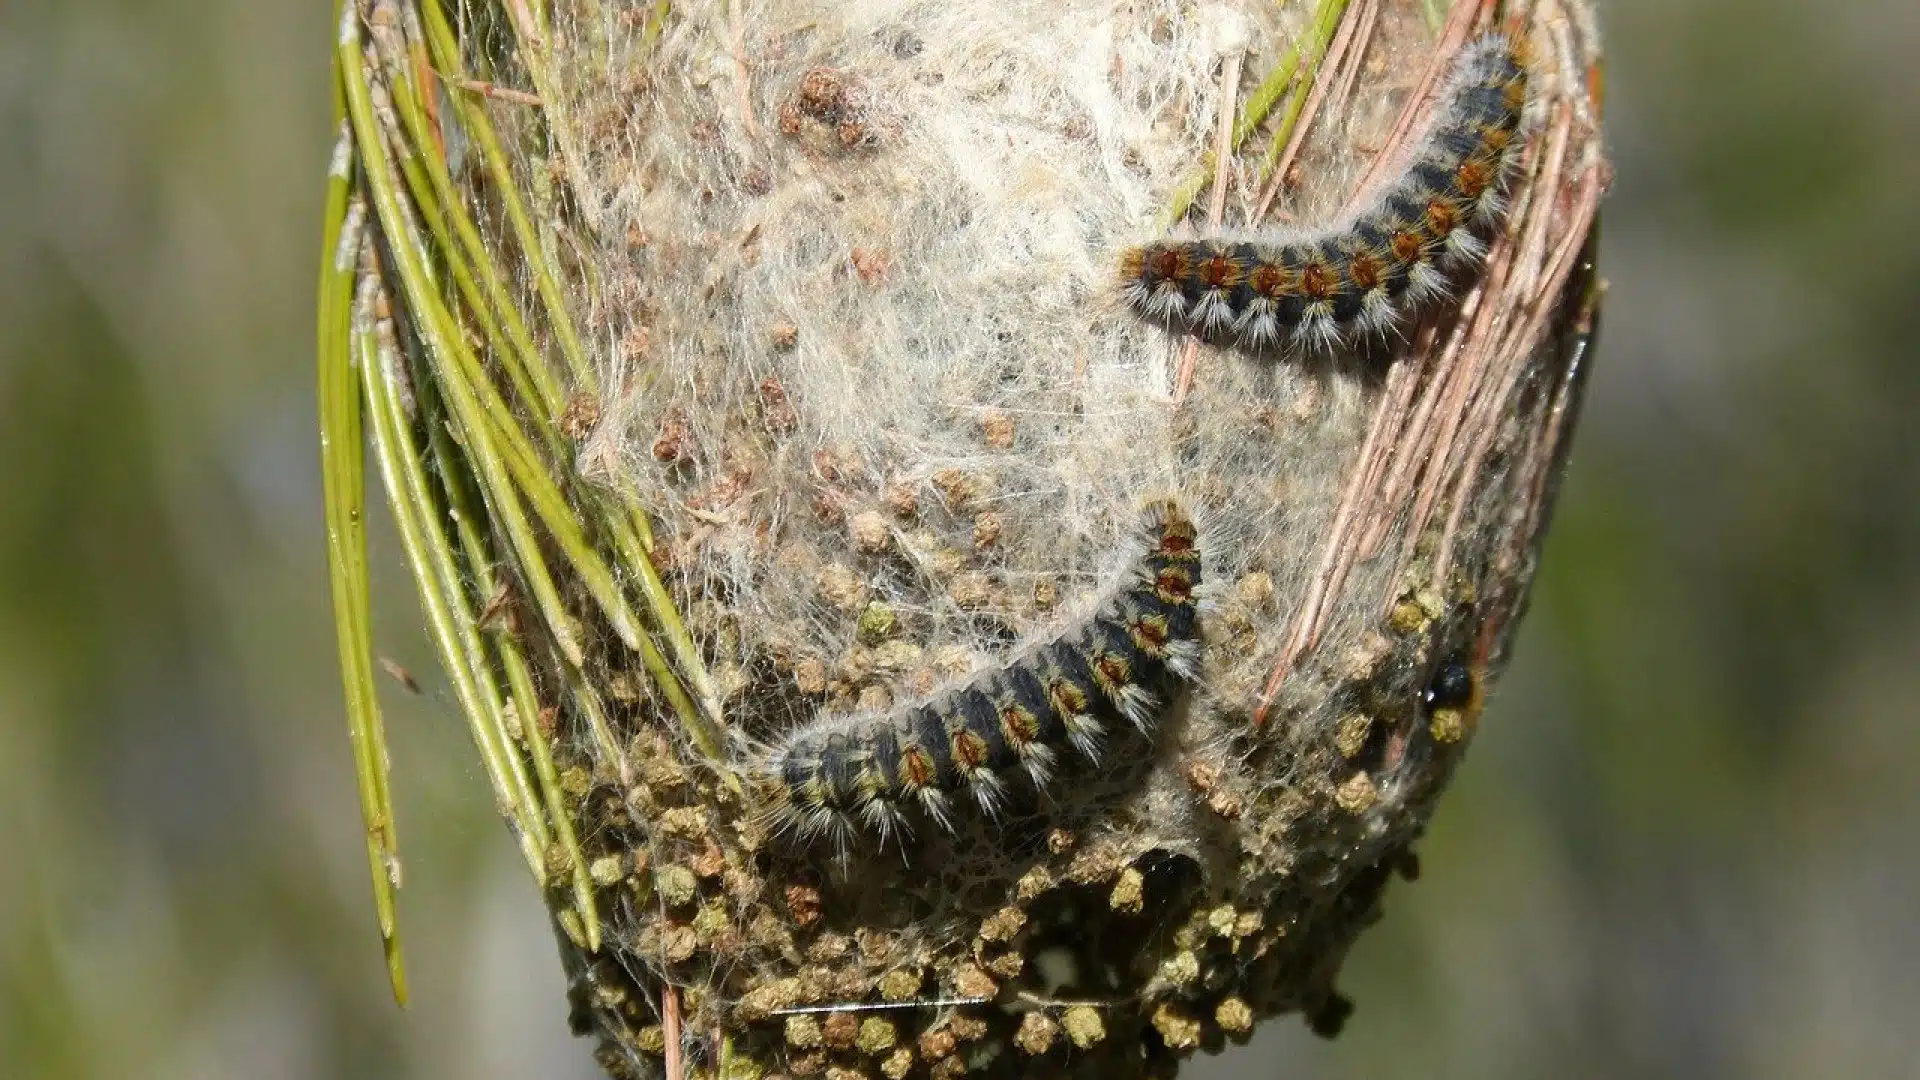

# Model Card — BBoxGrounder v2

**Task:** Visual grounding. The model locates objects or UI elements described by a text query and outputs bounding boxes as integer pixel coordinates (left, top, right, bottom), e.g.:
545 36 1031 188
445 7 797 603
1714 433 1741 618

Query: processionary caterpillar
1120 34 1530 354
754 499 1204 854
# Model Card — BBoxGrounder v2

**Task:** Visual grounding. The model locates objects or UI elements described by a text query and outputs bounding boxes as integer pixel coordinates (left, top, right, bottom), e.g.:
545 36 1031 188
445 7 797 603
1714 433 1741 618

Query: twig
1248 2 1477 719
770 997 993 1016
1159 0 1352 226
1252 0 1613 712
729 0 762 140
1345 0 1479 206
1356 147 1534 565
1320 0 1384 148
1406 97 1576 578
1378 103 1570 568
1253 353 1418 725
1252 0 1369 222
443 75 543 106
499 0 602 229
1358 263 1496 561
1429 163 1602 589
1173 47 1245 402
1515 267 1601 546
663 985 685 1080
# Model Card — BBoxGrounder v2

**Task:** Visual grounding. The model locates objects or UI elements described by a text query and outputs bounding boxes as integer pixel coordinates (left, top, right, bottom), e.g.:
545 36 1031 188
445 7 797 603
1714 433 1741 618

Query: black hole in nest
1012 851 1205 1005
1015 885 1121 998
1134 848 1204 910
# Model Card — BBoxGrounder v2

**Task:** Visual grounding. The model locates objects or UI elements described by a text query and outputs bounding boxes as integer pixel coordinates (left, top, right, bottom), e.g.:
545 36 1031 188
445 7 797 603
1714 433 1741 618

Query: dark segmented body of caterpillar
756 500 1203 853
1119 34 1530 354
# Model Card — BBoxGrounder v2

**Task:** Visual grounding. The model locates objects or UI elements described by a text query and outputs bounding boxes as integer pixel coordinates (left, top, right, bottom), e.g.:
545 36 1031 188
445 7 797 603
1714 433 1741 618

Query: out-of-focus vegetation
2 1 1914 1077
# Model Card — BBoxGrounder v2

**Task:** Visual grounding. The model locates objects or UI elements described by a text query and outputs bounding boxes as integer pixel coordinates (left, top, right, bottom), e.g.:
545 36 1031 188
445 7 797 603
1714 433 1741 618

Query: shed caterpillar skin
1119 34 1530 354
754 499 1203 854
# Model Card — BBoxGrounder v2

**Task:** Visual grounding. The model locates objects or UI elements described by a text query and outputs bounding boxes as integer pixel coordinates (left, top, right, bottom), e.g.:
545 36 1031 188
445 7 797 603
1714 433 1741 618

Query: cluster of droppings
1333 712 1373 760
1180 758 1247 821
568 805 1380 1076
1150 1004 1203 1050
1014 1012 1058 1055
1334 772 1379 814
1062 1006 1105 1049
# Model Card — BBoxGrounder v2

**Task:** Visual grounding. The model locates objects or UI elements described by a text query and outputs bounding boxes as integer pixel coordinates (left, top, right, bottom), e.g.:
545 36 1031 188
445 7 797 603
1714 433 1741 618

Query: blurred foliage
2 1 1915 1078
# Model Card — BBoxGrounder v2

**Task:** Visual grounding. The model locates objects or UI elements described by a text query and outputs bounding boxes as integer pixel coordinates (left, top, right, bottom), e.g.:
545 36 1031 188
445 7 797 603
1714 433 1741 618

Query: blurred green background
3 1 1914 1077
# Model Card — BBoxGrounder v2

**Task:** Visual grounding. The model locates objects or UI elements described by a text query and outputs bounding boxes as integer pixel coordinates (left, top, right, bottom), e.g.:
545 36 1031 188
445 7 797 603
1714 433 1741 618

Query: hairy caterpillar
754 500 1203 853
1119 33 1530 353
